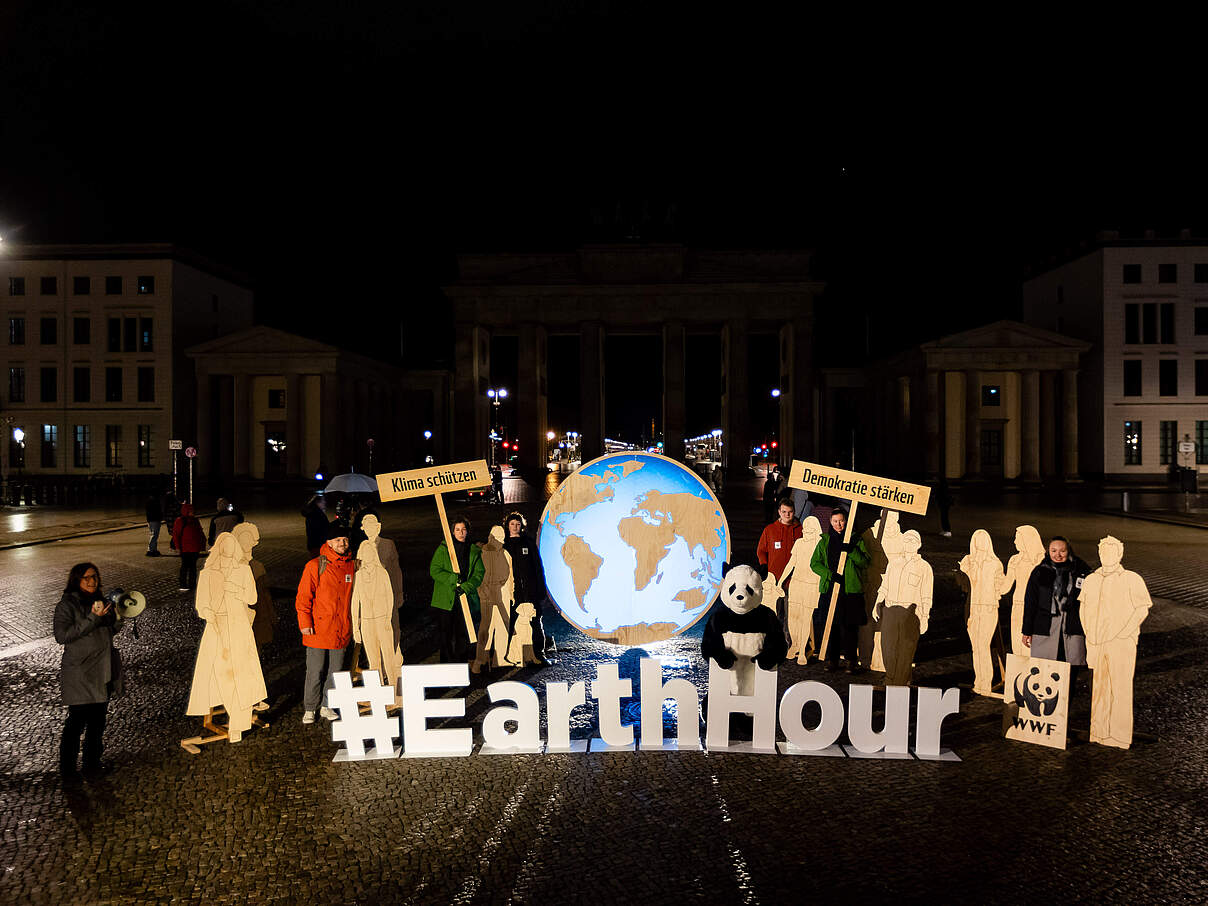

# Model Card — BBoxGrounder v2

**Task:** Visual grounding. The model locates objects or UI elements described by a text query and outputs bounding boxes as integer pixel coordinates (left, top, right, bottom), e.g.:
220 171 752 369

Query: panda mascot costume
702 563 788 697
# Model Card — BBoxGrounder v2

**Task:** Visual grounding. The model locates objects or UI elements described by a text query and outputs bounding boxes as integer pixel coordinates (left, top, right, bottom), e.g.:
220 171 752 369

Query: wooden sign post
787 461 931 663
376 459 491 644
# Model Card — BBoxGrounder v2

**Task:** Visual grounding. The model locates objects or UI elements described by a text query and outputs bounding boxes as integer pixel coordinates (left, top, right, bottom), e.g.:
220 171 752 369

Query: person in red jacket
757 498 802 642
295 523 356 724
171 503 207 592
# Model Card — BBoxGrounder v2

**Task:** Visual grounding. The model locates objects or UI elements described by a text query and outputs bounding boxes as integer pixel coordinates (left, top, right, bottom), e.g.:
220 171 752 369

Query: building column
453 323 490 463
1040 370 1057 478
286 372 303 478
663 322 686 460
1021 369 1040 481
194 369 212 491
964 369 981 479
1062 368 1079 479
320 372 338 476
216 375 235 480
579 322 605 464
233 374 251 477
779 318 813 468
924 369 941 480
721 320 750 475
517 324 549 474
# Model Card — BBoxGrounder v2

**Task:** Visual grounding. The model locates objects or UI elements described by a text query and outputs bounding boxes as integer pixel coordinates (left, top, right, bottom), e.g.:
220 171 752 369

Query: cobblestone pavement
2 480 1207 903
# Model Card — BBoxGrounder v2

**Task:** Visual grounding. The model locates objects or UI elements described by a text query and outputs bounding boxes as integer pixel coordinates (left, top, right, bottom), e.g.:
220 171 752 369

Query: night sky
2 2 1202 440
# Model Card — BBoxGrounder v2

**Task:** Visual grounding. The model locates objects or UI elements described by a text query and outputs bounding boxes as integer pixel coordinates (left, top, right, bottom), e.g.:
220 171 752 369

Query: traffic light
771 441 778 449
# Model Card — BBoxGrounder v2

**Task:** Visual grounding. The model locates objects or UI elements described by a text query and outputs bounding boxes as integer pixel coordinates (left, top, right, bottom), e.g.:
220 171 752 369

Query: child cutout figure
960 529 1006 696
351 539 405 705
186 533 267 742
1080 536 1152 749
777 516 824 664
473 525 515 672
996 525 1045 656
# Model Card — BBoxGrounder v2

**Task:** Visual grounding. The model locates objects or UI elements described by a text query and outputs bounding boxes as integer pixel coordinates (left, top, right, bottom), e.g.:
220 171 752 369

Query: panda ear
722 561 732 576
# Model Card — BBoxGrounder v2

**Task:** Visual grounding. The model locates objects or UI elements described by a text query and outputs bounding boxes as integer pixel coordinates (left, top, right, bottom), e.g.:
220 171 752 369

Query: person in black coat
145 492 164 557
301 494 330 558
1022 535 1091 668
54 562 120 782
503 512 552 665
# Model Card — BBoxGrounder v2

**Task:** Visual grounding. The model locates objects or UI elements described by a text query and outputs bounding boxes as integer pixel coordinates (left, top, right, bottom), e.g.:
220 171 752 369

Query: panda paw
713 653 737 670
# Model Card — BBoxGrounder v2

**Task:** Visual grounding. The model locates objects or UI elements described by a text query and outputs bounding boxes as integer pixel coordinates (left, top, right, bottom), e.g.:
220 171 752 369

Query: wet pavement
2 477 1207 903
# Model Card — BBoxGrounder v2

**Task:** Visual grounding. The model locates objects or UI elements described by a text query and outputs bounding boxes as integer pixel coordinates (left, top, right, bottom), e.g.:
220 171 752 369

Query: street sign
168 439 183 451
184 446 197 459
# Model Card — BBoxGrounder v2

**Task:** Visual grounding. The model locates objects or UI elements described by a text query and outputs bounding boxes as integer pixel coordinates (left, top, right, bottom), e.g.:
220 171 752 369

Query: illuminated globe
538 452 730 645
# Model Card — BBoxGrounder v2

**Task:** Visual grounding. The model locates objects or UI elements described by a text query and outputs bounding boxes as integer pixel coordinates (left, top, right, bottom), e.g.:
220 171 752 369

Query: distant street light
423 430 432 439
487 389 507 465
770 388 781 398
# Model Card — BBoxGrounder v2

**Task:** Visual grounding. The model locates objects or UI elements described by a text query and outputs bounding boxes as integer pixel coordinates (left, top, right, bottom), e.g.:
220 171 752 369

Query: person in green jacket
430 515 485 663
810 508 871 673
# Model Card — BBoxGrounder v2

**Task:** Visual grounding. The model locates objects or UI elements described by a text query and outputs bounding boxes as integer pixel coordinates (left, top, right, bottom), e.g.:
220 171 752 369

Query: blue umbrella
324 472 377 494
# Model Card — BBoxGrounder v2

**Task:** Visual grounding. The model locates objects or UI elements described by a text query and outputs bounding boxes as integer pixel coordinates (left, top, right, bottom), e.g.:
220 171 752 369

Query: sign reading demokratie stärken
788 460 931 515
376 459 490 502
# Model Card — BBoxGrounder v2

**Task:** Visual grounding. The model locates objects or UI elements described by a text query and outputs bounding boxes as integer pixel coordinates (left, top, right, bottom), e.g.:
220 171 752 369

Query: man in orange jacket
296 523 356 724
757 498 802 643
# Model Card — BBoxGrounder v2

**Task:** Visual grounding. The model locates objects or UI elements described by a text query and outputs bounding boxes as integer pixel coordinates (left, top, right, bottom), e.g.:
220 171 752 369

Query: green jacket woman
811 533 871 595
429 541 485 614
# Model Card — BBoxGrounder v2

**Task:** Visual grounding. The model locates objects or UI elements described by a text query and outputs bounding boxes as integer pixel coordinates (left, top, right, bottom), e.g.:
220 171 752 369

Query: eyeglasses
81 573 100 582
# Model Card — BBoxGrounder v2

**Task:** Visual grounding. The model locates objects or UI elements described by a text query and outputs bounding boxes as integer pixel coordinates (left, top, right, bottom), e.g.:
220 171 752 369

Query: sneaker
301 710 316 724
941 531 952 538
179 587 190 592
319 706 339 721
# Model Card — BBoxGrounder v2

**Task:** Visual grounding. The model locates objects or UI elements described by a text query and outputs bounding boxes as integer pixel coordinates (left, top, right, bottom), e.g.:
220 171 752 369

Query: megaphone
106 587 147 621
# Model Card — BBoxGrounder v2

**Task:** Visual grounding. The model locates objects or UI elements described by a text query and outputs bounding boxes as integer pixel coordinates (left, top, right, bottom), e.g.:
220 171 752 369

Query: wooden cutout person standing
959 529 1006 696
351 539 405 700
1080 536 1152 749
186 533 266 742
473 525 515 672
997 525 1045 656
861 509 903 672
778 515 825 664
232 523 275 647
873 529 933 686
360 515 404 660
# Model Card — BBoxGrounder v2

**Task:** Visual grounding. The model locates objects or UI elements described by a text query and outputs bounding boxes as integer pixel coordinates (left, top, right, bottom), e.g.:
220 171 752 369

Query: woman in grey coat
54 562 119 781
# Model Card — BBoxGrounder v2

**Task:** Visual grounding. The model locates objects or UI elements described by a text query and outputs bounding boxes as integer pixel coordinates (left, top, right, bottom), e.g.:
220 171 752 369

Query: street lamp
770 389 782 470
487 388 507 465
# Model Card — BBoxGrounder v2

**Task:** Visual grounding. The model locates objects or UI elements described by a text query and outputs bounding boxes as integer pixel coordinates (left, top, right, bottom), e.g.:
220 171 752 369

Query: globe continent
537 452 730 645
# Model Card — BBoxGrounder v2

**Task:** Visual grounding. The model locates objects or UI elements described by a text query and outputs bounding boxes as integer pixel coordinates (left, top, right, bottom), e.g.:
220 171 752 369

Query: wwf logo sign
1003 654 1071 750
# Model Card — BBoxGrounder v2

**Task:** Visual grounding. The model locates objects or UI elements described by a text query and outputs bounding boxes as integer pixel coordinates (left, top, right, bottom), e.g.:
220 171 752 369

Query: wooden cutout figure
361 515 404 650
1080 536 1152 749
997 525 1045 656
761 571 785 616
778 516 824 664
959 529 1006 696
232 523 275 648
506 602 540 666
873 530 933 686
861 509 903 672
351 539 405 703
185 533 267 742
473 525 515 672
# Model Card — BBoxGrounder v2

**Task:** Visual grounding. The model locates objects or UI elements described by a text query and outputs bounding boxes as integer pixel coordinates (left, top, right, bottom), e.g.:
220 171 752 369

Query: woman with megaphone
54 562 122 783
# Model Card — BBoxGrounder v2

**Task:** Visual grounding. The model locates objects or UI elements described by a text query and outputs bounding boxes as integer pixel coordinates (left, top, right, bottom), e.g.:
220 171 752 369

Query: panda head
1016 665 1062 717
719 563 764 615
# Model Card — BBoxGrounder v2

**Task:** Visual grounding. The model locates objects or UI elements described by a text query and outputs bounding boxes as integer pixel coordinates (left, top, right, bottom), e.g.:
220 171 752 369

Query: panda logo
1013 665 1061 718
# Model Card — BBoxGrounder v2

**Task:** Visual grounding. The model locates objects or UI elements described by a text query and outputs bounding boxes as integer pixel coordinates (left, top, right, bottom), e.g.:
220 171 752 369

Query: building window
107 318 121 353
981 385 1001 406
137 367 155 402
1197 360 1208 396
105 425 121 468
8 317 24 345
73 367 90 402
268 388 286 409
1161 303 1175 344
1196 307 1208 336
1124 304 1139 344
73 425 91 468
40 276 56 295
1158 263 1178 283
1196 263 1208 283
8 367 25 403
1198 422 1208 465
73 276 89 295
1142 304 1158 344
1123 264 1142 284
9 277 25 296
73 317 90 345
1160 420 1177 465
105 367 123 402
123 318 136 353
138 425 152 467
40 367 57 403
9 428 24 469
139 317 153 351
105 276 122 295
137 275 155 295
40 317 57 345
41 424 58 468
1159 360 1178 397
1123 360 1142 397
1123 421 1142 466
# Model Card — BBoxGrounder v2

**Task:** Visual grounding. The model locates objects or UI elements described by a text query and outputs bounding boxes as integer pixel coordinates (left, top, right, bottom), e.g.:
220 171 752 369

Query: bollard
1121 490 1130 513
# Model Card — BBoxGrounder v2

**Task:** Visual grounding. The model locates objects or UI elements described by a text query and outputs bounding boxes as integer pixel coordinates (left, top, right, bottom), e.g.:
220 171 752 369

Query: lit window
980 385 1001 406
1123 421 1142 466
